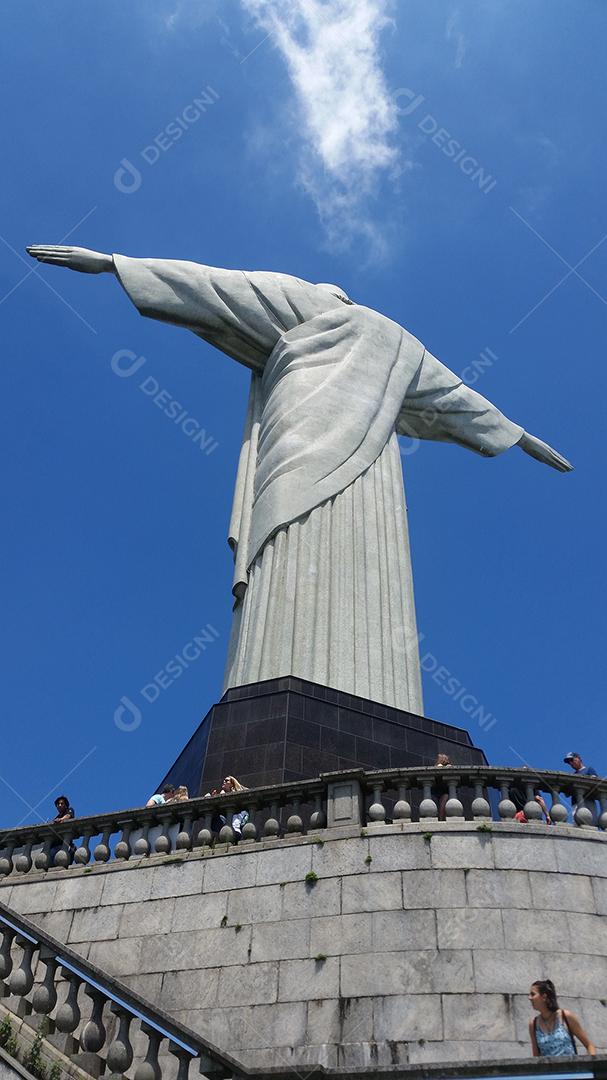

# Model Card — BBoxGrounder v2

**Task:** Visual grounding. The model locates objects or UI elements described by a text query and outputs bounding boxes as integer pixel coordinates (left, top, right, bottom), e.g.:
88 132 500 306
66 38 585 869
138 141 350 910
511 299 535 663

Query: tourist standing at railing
528 980 595 1057
510 785 552 825
52 795 75 823
432 754 452 820
563 751 600 824
204 775 249 837
146 783 176 807
48 795 76 866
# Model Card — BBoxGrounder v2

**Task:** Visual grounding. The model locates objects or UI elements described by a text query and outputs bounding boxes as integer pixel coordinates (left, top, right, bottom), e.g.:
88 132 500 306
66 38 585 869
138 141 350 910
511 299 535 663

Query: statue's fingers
27 245 73 255
37 255 72 266
549 448 573 472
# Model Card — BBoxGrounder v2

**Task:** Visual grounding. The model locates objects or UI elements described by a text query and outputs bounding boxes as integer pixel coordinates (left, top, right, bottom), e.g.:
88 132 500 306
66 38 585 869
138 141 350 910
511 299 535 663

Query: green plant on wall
0 1014 18 1057
22 1020 50 1080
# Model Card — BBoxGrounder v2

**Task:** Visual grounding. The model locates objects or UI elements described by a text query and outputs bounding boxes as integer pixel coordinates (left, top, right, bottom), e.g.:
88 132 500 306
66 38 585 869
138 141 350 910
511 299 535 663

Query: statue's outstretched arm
27 246 114 274
26 246 316 374
397 346 572 472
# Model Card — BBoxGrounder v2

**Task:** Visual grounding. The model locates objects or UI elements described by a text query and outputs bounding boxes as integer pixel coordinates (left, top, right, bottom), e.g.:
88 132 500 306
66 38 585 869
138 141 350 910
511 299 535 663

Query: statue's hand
26 245 114 274
518 431 573 472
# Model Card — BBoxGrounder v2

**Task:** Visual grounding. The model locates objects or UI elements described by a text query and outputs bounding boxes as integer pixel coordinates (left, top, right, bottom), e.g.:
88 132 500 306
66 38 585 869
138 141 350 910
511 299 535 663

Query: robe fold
113 256 524 712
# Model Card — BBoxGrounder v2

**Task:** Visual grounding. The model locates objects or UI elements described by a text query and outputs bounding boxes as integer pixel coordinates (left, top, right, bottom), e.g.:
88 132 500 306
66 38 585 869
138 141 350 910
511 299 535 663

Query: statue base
158 676 487 795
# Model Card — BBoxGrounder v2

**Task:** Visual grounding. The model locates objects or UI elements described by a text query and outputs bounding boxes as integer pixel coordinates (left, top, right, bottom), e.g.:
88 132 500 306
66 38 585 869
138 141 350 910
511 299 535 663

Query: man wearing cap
563 752 599 824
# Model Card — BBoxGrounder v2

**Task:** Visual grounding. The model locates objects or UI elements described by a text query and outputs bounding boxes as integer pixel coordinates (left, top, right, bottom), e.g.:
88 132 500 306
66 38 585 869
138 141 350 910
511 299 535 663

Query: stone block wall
1 824 606 1070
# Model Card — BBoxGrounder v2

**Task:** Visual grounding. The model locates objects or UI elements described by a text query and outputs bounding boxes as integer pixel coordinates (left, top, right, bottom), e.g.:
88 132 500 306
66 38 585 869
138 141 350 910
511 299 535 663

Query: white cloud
240 0 401 254
163 0 221 30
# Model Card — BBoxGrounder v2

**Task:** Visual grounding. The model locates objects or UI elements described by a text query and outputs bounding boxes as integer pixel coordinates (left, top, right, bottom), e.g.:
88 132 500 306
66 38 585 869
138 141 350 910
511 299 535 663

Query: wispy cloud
240 0 402 255
163 0 221 30
446 10 466 69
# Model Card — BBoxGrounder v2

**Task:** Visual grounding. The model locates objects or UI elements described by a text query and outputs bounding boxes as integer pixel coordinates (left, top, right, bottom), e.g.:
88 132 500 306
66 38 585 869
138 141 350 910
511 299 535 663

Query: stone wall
1 823 606 1070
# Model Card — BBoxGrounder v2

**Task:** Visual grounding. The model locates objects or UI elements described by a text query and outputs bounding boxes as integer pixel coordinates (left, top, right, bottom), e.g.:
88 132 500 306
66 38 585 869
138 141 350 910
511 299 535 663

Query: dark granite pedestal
159 676 487 795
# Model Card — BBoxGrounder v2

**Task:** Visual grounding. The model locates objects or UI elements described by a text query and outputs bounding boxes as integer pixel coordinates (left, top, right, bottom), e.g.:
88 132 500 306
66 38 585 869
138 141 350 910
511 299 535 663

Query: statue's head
316 283 353 305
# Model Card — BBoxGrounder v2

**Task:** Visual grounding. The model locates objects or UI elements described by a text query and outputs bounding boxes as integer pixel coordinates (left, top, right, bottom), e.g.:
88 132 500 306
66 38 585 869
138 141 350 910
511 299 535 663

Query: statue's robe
114 257 523 712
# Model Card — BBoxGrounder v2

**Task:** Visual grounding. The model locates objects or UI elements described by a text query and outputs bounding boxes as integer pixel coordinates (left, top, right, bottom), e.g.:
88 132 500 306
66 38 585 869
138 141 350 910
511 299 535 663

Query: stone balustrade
0 767 604 880
0 899 243 1079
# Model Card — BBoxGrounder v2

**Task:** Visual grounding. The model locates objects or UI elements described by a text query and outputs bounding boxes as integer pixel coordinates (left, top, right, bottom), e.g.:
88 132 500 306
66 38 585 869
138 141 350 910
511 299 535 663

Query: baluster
286 794 304 834
523 782 543 822
34 838 53 872
573 784 595 828
154 813 173 856
81 986 107 1053
418 778 438 819
471 779 491 819
74 830 93 866
445 775 464 819
115 821 133 861
32 950 59 1015
263 802 280 839
10 936 38 996
93 825 113 863
55 967 82 1033
198 1052 225 1078
169 1042 192 1080
368 783 386 823
106 1003 134 1077
309 792 326 830
218 819 235 845
54 829 74 869
0 925 15 981
393 783 412 822
0 844 15 877
195 812 213 848
14 839 33 874
598 794 607 832
549 787 568 825
176 812 193 851
240 800 258 843
134 1022 163 1080
496 778 516 820
132 822 150 857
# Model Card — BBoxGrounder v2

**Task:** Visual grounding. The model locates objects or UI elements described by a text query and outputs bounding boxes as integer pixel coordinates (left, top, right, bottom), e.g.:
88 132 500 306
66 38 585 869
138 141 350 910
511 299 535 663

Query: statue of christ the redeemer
27 245 572 714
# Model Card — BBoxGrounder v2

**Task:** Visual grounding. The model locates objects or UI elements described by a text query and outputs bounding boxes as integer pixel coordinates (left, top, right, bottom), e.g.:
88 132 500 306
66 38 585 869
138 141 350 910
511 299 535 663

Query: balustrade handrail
0 897 246 1079
0 775 329 847
0 766 604 880
360 764 606 794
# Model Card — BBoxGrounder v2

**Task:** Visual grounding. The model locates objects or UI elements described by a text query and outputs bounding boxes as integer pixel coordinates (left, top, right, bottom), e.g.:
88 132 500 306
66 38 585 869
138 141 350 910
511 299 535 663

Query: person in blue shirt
529 979 595 1057
146 783 175 807
563 752 599 824
563 751 598 778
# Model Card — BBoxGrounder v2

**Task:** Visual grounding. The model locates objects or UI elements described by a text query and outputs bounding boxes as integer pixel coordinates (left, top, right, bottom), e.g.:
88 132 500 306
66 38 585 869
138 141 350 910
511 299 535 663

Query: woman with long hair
204 775 249 837
222 775 247 793
528 980 595 1057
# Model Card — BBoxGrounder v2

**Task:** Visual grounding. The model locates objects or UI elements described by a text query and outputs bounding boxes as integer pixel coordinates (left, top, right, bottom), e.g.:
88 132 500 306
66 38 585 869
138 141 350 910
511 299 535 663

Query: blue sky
1 0 605 826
